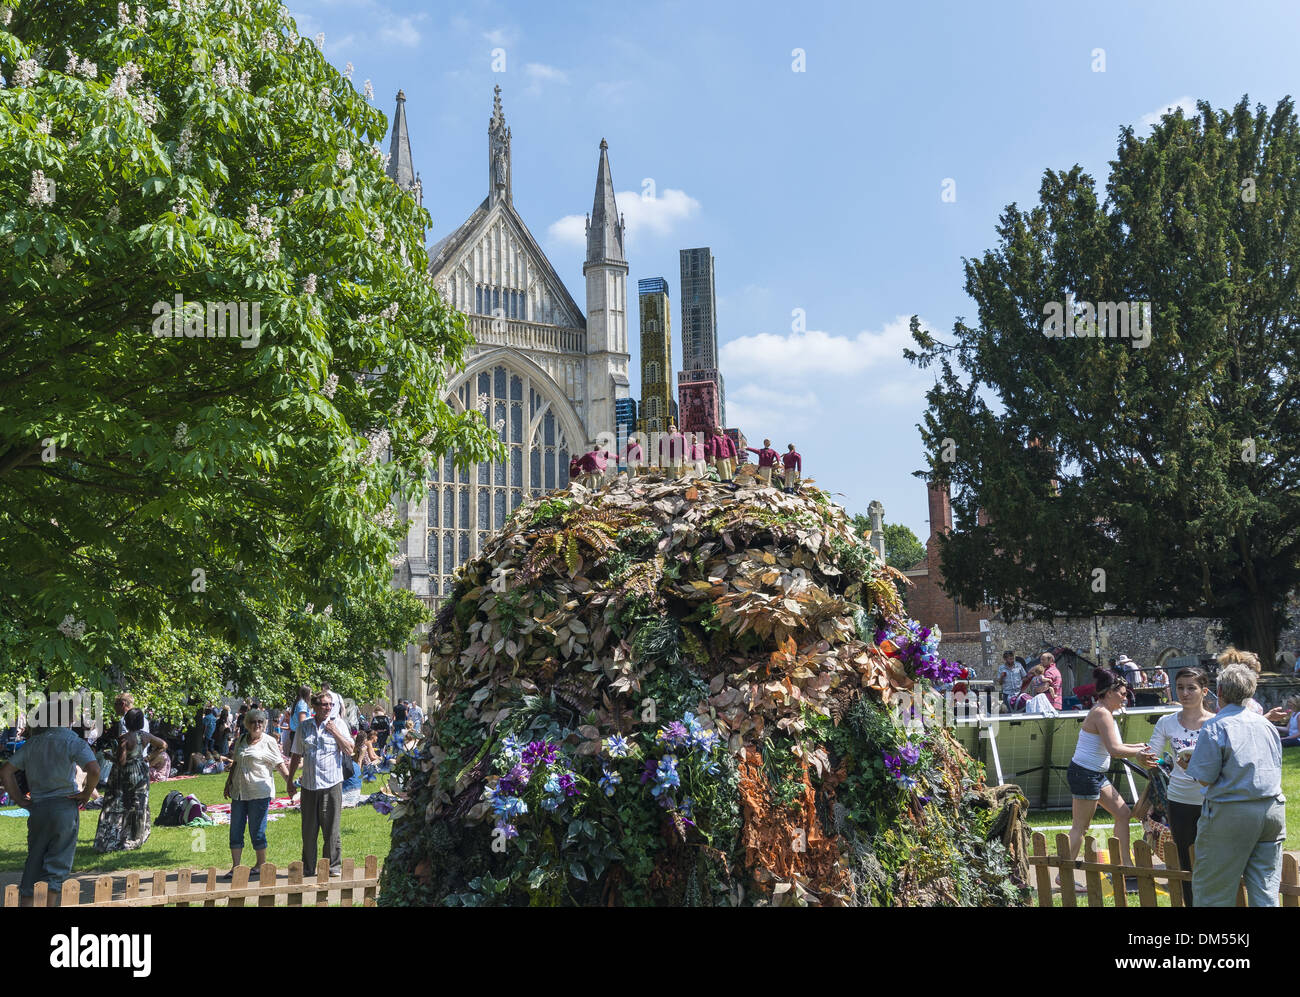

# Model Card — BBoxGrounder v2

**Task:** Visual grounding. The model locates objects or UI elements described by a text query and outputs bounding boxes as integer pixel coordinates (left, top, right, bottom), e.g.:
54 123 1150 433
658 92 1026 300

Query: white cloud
546 214 587 248
522 62 568 96
547 188 701 249
377 15 424 46
721 315 920 378
483 27 514 46
1138 96 1196 128
618 188 700 239
723 384 821 437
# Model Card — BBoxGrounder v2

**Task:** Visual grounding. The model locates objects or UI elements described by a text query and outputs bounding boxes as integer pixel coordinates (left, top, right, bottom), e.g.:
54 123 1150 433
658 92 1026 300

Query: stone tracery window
428 361 571 597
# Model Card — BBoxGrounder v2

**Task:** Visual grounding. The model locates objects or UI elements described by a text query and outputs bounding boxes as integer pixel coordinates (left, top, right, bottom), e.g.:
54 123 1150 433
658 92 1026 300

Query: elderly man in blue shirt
0 710 100 905
287 690 354 878
1186 663 1287 906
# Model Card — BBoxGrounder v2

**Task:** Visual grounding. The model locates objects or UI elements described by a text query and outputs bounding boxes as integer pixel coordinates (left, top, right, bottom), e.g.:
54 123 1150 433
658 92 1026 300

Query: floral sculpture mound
380 474 1031 906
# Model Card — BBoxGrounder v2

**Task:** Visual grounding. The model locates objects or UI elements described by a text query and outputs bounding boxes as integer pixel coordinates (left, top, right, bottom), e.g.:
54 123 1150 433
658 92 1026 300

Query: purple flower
898 743 920 766
498 763 531 795
657 721 690 748
639 758 658 785
494 821 519 839
521 740 559 769
557 772 579 798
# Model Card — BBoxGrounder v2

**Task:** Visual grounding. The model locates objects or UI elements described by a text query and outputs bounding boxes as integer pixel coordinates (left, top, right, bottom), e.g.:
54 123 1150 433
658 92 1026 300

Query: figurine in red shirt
577 447 615 490
781 444 802 493
623 438 644 476
745 438 780 487
708 426 737 483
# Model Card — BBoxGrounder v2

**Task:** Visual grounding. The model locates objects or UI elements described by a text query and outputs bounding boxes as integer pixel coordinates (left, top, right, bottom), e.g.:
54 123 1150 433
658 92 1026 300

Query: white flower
79 58 97 79
2 7 13 27
323 604 333 616
305 602 314 614
418 430 434 447
134 4 147 28
389 552 407 568
67 138 79 150
369 221 385 244
172 196 187 217
235 561 244 572
344 62 353 80
263 237 279 262
66 49 78 74
302 273 317 294
175 123 196 168
36 116 51 134
14 59 38 87
58 614 87 641
379 301 399 321
117 2 130 26
363 79 374 101
314 32 324 48
364 428 390 465
174 422 189 445
291 187 303 202
323 373 339 399
318 86 330 107
105 205 120 225
50 254 68 275
308 301 321 319
357 480 368 496
335 149 352 171
392 396 406 418
476 392 489 413
374 504 396 529
259 28 279 52
28 169 55 206
107 61 142 99
135 95 158 125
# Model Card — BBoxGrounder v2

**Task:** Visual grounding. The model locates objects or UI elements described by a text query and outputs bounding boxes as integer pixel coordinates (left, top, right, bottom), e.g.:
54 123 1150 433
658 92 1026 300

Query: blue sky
289 0 1300 541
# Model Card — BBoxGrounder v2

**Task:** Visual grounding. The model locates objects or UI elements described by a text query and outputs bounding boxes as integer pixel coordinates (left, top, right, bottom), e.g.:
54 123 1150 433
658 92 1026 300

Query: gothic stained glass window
428 362 575 605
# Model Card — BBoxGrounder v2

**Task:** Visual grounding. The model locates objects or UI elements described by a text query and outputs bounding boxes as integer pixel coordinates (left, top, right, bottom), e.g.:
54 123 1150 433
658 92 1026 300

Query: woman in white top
221 710 292 879
1062 668 1158 888
1147 665 1214 905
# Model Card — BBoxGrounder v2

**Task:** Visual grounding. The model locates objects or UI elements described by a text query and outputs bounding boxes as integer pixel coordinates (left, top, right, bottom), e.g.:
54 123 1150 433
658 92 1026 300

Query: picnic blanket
203 796 300 825
0 807 30 818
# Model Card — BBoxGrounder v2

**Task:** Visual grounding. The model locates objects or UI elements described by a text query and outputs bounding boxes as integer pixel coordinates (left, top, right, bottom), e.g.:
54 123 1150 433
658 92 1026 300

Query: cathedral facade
382 87 631 703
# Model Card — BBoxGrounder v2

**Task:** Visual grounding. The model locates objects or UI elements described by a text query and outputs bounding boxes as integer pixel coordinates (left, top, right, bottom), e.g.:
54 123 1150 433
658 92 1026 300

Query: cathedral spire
386 89 418 203
586 137 624 264
488 84 512 204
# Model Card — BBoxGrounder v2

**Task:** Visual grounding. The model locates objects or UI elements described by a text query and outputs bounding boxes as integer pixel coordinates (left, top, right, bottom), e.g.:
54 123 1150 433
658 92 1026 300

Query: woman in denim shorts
1060 668 1159 889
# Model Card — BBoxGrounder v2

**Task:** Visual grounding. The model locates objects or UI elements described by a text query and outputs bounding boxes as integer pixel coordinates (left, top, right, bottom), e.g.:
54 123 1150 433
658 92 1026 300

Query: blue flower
492 793 528 819
651 755 681 797
500 735 524 763
599 767 621 797
604 734 631 758
703 757 721 776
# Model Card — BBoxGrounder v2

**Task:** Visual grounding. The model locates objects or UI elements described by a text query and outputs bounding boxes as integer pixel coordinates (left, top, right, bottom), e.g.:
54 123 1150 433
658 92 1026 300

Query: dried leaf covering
380 472 1031 907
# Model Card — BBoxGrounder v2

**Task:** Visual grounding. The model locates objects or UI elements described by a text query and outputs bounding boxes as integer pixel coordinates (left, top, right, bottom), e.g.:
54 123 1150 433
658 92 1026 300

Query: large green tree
0 1 497 689
906 97 1300 660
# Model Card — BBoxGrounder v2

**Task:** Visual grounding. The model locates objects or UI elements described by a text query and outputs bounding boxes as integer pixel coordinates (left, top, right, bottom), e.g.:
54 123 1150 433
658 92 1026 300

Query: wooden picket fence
1030 831 1300 907
3 856 379 908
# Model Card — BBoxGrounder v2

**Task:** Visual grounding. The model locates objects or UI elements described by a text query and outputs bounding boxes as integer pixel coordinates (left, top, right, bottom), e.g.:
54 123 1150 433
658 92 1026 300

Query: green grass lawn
1023 746 1300 851
0 773 396 878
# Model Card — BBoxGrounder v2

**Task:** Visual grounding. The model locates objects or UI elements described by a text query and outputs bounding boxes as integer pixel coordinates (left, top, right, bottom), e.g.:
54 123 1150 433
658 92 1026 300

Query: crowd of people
0 686 422 905
1057 648 1293 906
994 649 1183 713
572 425 802 493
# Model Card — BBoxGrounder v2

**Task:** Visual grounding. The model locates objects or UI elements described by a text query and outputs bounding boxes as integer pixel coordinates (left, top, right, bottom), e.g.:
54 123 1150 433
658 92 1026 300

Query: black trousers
1167 800 1202 906
301 783 342 876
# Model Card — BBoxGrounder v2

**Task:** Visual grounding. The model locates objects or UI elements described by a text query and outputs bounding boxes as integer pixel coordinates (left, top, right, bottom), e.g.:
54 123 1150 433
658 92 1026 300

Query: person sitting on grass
358 731 381 781
187 750 231 774
1060 668 1159 891
147 742 172 782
